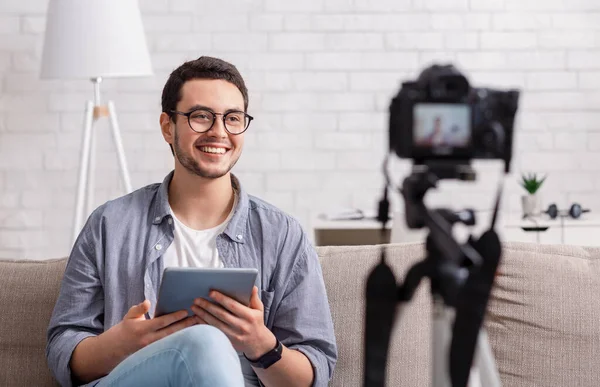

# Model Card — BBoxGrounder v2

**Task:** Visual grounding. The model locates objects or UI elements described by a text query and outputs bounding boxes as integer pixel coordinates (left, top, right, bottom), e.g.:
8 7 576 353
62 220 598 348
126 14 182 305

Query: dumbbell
544 203 590 219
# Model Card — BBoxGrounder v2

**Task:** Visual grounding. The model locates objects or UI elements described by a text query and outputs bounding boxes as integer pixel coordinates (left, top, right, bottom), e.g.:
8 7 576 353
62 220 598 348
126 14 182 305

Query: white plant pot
521 194 540 216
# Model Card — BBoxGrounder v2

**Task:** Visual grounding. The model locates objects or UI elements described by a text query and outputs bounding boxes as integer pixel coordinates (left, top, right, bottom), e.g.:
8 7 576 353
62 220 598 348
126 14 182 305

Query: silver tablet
155 267 259 317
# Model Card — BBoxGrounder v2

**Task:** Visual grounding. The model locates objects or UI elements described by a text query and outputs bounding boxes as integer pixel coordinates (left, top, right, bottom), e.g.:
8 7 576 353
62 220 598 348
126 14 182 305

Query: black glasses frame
170 109 254 135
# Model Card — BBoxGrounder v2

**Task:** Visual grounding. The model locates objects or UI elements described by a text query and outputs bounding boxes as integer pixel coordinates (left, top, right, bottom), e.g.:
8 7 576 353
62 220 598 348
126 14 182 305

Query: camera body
389 64 520 172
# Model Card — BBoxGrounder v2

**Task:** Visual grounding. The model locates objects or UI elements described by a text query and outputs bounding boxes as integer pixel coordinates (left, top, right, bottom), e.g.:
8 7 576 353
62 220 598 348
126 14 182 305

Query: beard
173 128 239 179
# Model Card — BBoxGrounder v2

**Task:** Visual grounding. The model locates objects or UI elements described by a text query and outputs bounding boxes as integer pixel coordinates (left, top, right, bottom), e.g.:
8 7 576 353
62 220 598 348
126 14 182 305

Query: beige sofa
1 242 599 386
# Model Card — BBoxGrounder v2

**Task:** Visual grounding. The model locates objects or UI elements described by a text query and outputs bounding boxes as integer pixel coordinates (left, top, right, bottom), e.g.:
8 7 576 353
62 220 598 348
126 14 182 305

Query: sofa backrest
317 243 431 386
318 242 600 387
485 242 600 387
2 242 600 387
0 258 65 387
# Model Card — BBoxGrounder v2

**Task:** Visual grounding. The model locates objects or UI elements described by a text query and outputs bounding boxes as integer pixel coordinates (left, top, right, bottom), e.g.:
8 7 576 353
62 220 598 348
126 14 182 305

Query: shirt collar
151 171 250 244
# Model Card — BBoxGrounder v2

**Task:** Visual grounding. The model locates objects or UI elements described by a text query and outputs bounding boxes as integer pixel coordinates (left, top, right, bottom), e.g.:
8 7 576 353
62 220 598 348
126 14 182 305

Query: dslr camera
389 64 520 173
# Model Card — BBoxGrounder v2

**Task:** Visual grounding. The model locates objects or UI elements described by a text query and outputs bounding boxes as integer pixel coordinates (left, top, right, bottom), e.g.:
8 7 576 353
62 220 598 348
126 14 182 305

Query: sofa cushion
0 258 65 387
487 242 600 387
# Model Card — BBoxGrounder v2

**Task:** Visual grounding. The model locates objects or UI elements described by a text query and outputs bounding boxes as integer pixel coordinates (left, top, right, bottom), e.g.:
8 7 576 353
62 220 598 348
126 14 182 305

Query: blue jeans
96 325 245 387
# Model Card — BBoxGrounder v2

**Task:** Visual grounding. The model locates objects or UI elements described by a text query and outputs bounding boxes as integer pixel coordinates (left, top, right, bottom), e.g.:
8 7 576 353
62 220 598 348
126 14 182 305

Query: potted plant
520 173 546 216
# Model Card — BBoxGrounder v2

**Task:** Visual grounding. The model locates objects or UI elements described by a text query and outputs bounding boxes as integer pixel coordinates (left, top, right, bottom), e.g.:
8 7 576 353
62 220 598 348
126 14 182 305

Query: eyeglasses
170 108 253 135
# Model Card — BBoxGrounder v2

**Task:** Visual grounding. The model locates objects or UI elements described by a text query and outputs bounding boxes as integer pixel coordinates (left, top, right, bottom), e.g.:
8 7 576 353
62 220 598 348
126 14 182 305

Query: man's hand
106 300 197 360
191 286 276 360
71 300 197 383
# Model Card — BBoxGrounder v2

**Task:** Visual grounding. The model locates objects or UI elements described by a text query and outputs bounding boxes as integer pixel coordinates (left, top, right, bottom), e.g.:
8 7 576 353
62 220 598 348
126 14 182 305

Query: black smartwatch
244 339 283 369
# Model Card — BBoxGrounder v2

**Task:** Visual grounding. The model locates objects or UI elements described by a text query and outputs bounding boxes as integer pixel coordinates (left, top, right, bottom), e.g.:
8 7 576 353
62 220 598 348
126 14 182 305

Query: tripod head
364 161 503 387
400 162 483 304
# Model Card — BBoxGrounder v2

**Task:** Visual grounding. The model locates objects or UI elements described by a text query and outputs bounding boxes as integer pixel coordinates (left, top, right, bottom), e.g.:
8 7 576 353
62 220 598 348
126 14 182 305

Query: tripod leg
473 329 501 387
432 297 452 387
72 101 95 245
107 101 133 193
433 304 500 387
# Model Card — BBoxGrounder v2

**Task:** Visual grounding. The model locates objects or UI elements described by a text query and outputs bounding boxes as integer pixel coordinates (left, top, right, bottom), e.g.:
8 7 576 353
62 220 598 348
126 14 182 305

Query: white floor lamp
40 0 153 245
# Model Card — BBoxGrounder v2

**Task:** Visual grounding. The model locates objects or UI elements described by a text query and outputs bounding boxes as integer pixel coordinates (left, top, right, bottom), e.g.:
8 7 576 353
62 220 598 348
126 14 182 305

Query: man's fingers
194 316 208 325
249 286 263 311
205 291 252 320
149 309 190 330
191 305 237 338
154 316 197 341
125 300 150 319
193 299 243 327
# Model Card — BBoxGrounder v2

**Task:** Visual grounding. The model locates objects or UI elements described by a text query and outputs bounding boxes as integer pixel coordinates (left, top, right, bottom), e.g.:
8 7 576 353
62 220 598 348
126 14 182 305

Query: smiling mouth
197 146 227 155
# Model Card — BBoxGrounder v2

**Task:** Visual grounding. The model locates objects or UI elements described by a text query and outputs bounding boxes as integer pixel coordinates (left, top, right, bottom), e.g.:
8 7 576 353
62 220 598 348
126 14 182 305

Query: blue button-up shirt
46 172 337 387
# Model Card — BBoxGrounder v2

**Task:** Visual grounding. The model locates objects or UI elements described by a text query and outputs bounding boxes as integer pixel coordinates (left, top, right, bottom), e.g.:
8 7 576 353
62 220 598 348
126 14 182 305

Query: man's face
161 79 245 179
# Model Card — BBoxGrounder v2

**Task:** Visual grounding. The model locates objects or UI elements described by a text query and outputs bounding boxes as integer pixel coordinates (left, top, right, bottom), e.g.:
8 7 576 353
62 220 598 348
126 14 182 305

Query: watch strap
244 338 283 369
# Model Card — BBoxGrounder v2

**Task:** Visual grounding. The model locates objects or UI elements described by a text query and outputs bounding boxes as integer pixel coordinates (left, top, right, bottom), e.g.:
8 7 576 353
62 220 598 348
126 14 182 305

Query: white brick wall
1 0 600 259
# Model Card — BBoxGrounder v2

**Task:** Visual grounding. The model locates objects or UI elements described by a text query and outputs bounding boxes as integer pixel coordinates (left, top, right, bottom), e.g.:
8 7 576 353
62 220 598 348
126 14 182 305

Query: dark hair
161 56 249 154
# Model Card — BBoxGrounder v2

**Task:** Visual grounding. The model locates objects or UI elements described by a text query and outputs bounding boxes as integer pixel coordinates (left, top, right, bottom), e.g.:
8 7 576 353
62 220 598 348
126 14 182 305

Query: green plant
520 173 546 194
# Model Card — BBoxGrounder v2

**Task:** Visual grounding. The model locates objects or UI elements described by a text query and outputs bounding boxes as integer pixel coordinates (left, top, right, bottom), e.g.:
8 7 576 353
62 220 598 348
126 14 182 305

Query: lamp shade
41 0 153 79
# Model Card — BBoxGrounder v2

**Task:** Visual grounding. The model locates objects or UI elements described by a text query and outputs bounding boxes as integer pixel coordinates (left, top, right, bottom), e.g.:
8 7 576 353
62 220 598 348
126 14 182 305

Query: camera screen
413 103 471 149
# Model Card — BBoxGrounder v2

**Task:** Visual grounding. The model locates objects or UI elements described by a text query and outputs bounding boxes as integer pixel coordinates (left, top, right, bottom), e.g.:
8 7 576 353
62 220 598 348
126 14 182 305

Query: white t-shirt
163 191 238 269
162 192 260 386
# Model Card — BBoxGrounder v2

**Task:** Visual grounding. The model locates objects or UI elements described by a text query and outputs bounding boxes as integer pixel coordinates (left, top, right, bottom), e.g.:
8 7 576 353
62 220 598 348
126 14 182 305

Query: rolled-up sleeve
46 210 105 387
272 232 338 387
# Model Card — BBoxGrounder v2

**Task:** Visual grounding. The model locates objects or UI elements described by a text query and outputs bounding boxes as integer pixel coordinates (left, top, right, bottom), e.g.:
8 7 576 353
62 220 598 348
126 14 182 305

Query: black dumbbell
545 203 590 219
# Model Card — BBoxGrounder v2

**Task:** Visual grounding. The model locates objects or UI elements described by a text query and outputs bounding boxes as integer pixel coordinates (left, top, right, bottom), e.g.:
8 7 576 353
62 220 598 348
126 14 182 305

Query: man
423 116 444 146
46 56 337 387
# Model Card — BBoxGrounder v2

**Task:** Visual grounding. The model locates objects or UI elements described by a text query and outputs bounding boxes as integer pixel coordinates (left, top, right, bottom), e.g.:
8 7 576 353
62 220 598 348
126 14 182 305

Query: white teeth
200 146 226 154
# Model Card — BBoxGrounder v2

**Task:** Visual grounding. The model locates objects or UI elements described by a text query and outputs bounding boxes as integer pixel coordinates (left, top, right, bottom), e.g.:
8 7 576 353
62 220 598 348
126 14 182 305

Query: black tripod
364 163 503 387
